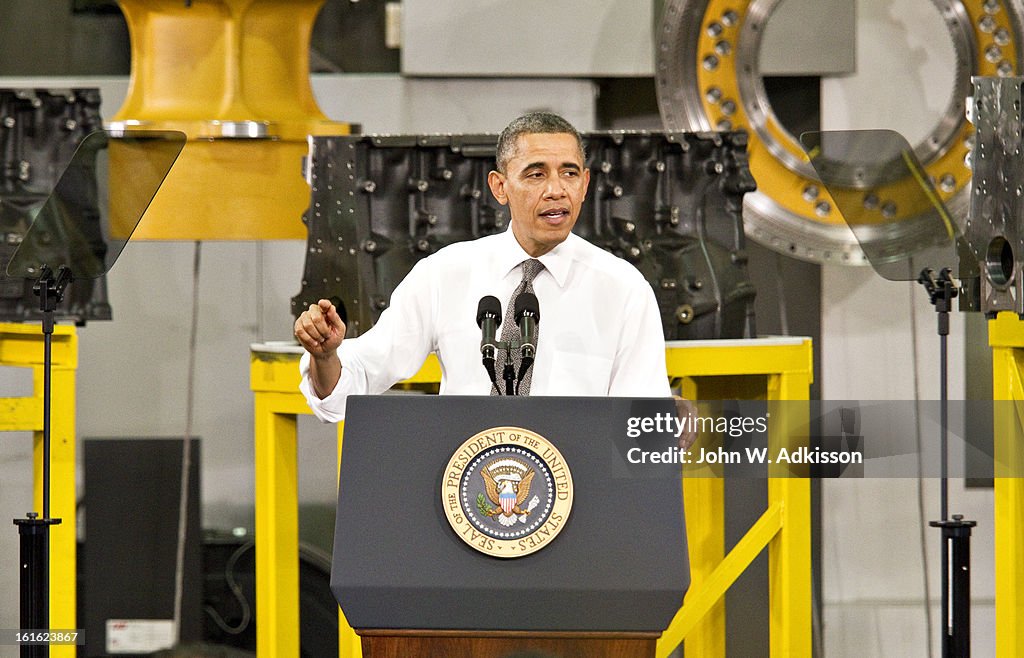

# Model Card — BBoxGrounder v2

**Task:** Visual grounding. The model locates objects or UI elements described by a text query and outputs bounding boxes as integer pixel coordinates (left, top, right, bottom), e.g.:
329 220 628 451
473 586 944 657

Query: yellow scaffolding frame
0 322 78 658
250 337 813 658
250 343 440 657
986 312 1024 657
658 337 813 657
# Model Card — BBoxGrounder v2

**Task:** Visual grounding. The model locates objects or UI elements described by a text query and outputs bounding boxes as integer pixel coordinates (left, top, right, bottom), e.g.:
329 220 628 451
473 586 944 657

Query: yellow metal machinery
656 0 1022 265
987 312 1024 656
250 337 813 657
0 323 78 658
110 0 349 239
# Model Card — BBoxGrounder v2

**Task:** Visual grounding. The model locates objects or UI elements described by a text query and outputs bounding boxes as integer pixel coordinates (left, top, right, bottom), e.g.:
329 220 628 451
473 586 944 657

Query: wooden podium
331 396 689 658
358 630 656 658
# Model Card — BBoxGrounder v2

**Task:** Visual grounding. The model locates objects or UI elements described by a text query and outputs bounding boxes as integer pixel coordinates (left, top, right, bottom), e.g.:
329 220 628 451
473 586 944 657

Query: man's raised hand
294 299 346 358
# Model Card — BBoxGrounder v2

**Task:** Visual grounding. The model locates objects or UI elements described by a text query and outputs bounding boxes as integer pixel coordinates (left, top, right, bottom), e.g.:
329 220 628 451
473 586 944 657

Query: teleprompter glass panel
5 129 185 280
799 129 968 281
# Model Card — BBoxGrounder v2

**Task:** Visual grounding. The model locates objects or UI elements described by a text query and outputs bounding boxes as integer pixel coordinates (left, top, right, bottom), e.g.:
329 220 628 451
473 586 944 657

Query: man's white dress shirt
300 228 671 421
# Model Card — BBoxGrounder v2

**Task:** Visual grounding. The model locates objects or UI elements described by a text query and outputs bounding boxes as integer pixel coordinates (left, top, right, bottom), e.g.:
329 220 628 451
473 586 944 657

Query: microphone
514 292 540 393
476 296 502 391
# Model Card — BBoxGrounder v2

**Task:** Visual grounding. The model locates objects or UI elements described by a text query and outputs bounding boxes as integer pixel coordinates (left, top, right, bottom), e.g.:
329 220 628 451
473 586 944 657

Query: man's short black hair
495 112 586 174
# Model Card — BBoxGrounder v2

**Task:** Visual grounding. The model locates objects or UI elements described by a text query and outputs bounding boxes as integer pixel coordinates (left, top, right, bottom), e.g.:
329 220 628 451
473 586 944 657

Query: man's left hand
674 395 698 450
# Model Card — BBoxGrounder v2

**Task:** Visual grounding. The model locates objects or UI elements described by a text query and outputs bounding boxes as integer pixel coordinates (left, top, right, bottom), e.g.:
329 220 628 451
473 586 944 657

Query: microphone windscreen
476 295 502 327
514 292 540 324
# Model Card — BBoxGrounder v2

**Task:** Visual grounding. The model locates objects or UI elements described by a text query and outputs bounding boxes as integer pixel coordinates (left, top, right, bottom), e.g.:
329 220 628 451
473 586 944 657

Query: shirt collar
495 225 574 288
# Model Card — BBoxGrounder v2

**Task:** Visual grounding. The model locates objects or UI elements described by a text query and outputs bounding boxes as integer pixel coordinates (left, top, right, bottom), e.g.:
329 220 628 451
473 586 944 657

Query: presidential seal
441 426 573 558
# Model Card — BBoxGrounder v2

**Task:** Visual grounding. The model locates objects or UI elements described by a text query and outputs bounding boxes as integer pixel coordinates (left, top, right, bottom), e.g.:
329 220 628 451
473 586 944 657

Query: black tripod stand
12 265 73 657
918 267 977 658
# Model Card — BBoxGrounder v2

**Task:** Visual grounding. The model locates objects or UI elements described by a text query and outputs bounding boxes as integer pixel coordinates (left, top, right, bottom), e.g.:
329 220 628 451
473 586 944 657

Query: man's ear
582 167 591 200
487 170 509 205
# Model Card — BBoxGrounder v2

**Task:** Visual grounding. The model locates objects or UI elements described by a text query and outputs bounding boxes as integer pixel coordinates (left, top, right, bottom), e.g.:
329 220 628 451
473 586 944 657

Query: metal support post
987 313 1024 657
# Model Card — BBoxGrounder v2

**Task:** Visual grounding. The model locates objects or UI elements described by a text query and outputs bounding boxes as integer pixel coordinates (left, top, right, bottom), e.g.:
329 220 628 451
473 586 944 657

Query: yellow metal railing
0 322 78 658
659 337 813 658
250 343 441 657
250 337 814 658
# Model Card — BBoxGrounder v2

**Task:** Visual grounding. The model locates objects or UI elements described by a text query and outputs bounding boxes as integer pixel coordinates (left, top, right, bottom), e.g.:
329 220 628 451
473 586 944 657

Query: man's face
487 132 590 257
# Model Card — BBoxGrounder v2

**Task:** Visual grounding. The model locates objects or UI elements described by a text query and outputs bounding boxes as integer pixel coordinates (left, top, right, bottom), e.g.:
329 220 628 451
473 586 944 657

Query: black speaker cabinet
83 438 201 656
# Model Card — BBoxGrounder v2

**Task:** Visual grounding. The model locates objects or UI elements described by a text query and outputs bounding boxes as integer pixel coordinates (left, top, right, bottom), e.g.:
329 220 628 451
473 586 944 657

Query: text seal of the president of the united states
442 426 573 558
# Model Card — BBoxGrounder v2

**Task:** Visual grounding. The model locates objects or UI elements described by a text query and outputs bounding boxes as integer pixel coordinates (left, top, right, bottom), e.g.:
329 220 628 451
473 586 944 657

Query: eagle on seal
481 465 536 518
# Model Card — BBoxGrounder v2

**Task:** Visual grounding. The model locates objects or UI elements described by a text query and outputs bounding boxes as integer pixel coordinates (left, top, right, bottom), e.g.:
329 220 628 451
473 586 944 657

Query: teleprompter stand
332 395 689 658
801 129 980 657
4 129 184 656
12 266 73 657
919 268 977 658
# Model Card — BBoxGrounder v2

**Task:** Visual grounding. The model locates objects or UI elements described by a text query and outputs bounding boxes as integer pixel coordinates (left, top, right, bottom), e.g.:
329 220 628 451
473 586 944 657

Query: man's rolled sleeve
299 351 358 423
297 258 437 422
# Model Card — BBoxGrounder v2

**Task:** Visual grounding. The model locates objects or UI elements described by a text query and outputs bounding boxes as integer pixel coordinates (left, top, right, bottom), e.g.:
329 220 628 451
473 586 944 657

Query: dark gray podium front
331 396 689 658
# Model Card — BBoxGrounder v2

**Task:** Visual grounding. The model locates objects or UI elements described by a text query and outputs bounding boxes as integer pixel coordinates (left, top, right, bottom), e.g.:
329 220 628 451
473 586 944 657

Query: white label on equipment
105 619 175 653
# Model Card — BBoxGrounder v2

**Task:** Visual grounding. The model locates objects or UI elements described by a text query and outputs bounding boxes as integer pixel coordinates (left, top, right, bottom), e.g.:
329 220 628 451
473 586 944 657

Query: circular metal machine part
656 0 1024 264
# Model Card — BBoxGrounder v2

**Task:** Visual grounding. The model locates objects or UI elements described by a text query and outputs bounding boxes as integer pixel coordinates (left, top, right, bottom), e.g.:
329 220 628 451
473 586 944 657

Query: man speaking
294 112 672 421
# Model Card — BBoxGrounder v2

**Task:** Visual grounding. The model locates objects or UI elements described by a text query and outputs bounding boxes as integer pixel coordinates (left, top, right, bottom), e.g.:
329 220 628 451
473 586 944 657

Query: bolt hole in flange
676 304 696 323
986 234 1014 286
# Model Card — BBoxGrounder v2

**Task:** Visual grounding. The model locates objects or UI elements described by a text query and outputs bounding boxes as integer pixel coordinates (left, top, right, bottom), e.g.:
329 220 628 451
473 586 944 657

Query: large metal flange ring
656 0 1024 264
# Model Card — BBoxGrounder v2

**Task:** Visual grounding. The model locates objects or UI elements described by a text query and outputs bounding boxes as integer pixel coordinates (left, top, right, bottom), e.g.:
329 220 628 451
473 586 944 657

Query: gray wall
402 0 854 76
